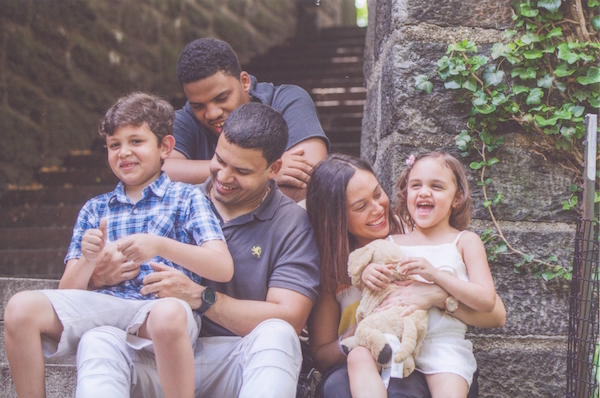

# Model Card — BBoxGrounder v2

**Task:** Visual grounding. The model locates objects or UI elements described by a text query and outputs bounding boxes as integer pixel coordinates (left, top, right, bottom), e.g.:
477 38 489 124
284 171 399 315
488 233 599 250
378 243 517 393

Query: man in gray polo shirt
77 103 320 397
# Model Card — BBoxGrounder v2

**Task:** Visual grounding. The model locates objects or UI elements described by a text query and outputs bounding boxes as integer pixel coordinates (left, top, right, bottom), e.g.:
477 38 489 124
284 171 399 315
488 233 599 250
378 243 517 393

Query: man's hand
140 262 203 308
275 147 314 189
88 241 140 289
116 234 160 265
81 218 107 263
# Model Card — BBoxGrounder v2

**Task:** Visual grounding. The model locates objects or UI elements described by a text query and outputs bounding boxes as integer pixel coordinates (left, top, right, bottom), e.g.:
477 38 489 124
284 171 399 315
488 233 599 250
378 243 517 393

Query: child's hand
397 257 439 283
362 262 395 291
116 234 159 265
81 218 107 263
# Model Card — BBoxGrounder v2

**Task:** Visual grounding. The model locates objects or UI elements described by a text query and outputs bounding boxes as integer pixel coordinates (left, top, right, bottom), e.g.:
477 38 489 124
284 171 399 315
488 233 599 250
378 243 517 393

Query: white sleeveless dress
389 232 477 386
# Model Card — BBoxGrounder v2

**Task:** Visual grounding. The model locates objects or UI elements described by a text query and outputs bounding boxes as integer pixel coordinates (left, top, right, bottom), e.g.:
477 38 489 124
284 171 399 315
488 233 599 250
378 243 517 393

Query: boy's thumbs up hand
99 218 108 240
81 218 108 263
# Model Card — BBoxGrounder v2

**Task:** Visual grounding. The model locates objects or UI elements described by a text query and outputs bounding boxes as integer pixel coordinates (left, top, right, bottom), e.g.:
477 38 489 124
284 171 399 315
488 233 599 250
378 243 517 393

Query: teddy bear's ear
348 243 376 287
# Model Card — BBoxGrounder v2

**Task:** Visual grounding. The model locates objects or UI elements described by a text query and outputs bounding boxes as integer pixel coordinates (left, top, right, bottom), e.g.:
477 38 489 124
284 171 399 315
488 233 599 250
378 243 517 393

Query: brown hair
306 154 402 294
394 151 471 231
99 92 174 144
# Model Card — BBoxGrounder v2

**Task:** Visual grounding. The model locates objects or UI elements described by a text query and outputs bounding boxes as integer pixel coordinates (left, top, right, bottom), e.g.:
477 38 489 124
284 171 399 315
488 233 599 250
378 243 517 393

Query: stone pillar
362 1 577 396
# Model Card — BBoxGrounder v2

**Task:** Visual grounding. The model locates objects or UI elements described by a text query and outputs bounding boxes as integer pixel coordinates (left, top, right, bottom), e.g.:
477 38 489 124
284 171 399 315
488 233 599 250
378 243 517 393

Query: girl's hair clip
405 154 415 166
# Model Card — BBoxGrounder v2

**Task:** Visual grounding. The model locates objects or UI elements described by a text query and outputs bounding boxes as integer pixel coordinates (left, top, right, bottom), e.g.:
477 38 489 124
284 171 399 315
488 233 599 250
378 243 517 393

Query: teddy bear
340 239 428 377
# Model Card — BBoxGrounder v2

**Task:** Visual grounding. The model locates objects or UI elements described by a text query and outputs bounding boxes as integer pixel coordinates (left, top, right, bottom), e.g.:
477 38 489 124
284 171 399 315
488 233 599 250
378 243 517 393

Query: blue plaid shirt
65 172 225 300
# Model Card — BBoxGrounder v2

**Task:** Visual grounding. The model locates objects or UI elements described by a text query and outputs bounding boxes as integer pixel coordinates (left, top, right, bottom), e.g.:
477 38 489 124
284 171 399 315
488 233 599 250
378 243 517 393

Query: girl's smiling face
406 157 461 231
346 169 390 248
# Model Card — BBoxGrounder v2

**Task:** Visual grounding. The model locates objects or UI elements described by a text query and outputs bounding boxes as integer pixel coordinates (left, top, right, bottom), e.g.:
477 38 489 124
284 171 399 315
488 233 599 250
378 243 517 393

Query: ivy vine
414 0 600 281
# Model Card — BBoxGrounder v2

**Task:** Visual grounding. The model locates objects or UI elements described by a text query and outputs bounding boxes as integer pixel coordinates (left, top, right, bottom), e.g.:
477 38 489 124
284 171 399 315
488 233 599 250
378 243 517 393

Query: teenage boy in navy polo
75 102 321 398
162 37 329 202
4 92 233 398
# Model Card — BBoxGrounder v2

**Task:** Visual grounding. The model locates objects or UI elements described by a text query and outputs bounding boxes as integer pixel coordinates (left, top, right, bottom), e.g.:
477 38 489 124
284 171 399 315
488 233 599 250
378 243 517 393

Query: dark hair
221 102 288 165
99 92 174 144
306 154 402 294
394 151 472 231
176 38 242 84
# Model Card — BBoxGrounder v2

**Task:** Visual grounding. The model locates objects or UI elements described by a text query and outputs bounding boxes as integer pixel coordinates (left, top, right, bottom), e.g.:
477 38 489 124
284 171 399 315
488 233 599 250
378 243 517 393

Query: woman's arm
307 288 355 372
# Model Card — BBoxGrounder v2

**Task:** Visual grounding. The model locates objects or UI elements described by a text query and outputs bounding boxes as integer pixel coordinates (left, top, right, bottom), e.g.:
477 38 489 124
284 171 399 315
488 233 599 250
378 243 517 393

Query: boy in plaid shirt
4 92 233 398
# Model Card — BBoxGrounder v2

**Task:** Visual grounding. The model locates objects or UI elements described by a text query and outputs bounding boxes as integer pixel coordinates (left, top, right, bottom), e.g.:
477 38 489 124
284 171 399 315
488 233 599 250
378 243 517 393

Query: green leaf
572 90 589 101
554 63 576 77
554 109 572 119
492 93 509 106
513 85 530 95
555 82 567 92
511 67 537 80
576 67 600 85
444 77 462 90
490 43 507 60
414 75 433 94
470 162 484 170
503 29 518 38
557 43 579 64
520 4 539 17
588 96 600 108
483 200 492 208
492 193 503 205
592 15 600 31
537 0 562 12
569 105 585 117
523 253 535 263
546 27 563 38
462 76 478 92
537 73 554 88
523 49 544 59
560 126 577 139
544 124 561 135
504 101 520 114
475 103 497 114
526 88 544 105
488 158 500 166
521 33 540 44
437 56 450 70
589 0 600 6
482 66 505 87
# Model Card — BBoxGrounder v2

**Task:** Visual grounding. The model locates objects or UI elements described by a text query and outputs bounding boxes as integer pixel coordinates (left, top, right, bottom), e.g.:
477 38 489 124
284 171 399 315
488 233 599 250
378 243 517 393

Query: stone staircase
243 26 366 157
0 26 368 397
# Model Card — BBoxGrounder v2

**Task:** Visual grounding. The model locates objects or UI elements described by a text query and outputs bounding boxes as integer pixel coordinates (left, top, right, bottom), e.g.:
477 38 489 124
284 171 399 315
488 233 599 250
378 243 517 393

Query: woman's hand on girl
397 257 439 283
361 262 395 291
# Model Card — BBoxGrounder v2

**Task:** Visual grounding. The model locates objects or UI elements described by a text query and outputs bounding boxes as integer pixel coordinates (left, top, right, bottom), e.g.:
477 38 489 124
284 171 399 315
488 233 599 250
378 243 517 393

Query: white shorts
40 289 200 358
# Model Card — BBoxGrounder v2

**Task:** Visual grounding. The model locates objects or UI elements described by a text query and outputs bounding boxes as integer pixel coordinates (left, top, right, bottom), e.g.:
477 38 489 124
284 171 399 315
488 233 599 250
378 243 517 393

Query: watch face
203 288 217 304
446 297 458 312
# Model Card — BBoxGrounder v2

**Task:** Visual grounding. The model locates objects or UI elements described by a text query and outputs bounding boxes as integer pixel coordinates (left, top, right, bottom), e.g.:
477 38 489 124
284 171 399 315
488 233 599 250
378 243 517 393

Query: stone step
0 277 59 318
0 362 76 398
0 250 66 279
63 151 107 169
0 185 113 207
0 205 80 228
0 226 72 250
35 168 118 187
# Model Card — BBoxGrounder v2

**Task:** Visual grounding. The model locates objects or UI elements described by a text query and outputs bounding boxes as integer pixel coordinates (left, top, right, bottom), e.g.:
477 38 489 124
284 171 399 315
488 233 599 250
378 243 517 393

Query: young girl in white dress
347 151 498 398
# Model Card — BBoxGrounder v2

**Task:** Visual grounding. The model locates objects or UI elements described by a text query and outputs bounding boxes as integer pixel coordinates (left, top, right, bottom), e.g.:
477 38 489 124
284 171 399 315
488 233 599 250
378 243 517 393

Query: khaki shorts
40 289 200 358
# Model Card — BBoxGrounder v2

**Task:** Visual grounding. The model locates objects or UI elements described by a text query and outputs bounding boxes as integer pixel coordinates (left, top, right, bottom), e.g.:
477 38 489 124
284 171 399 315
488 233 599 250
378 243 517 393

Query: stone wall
362 0 577 396
0 0 347 189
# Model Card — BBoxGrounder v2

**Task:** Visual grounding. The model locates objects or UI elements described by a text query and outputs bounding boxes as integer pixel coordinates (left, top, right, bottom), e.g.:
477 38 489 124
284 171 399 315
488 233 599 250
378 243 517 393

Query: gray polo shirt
199 178 320 337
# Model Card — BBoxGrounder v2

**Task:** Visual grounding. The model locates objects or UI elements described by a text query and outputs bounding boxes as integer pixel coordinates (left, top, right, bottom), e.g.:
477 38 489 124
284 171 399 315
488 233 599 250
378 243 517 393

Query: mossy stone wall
362 0 577 396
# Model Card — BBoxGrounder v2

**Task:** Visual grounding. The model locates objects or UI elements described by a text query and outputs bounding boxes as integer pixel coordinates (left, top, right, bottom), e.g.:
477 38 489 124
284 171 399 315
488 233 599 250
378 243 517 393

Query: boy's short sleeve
64 197 105 263
185 188 225 246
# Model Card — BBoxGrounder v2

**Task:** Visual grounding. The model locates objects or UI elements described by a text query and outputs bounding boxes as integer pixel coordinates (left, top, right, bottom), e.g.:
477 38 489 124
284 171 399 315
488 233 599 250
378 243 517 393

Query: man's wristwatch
445 296 459 314
198 288 217 315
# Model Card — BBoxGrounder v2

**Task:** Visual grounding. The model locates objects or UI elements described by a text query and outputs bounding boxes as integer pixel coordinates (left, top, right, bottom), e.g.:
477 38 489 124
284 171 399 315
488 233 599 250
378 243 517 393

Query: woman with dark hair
306 154 506 398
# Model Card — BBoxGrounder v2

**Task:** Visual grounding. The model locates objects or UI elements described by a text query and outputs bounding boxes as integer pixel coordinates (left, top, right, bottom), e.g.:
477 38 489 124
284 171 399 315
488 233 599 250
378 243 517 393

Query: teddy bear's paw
376 344 392 365
341 344 351 356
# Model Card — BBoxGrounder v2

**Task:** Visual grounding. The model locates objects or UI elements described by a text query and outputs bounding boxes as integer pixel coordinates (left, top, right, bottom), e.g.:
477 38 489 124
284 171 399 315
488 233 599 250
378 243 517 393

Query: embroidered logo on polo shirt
251 246 262 258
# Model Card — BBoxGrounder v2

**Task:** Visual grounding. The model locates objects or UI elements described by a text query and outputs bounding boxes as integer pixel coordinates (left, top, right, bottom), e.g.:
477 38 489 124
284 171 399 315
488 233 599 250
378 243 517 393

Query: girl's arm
377 281 505 328
116 234 234 283
307 287 353 372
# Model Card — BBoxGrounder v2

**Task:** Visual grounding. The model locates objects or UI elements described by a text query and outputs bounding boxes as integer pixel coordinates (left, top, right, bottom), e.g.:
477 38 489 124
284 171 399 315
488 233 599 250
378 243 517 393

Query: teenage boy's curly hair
176 38 242 84
99 92 174 144
394 151 472 231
